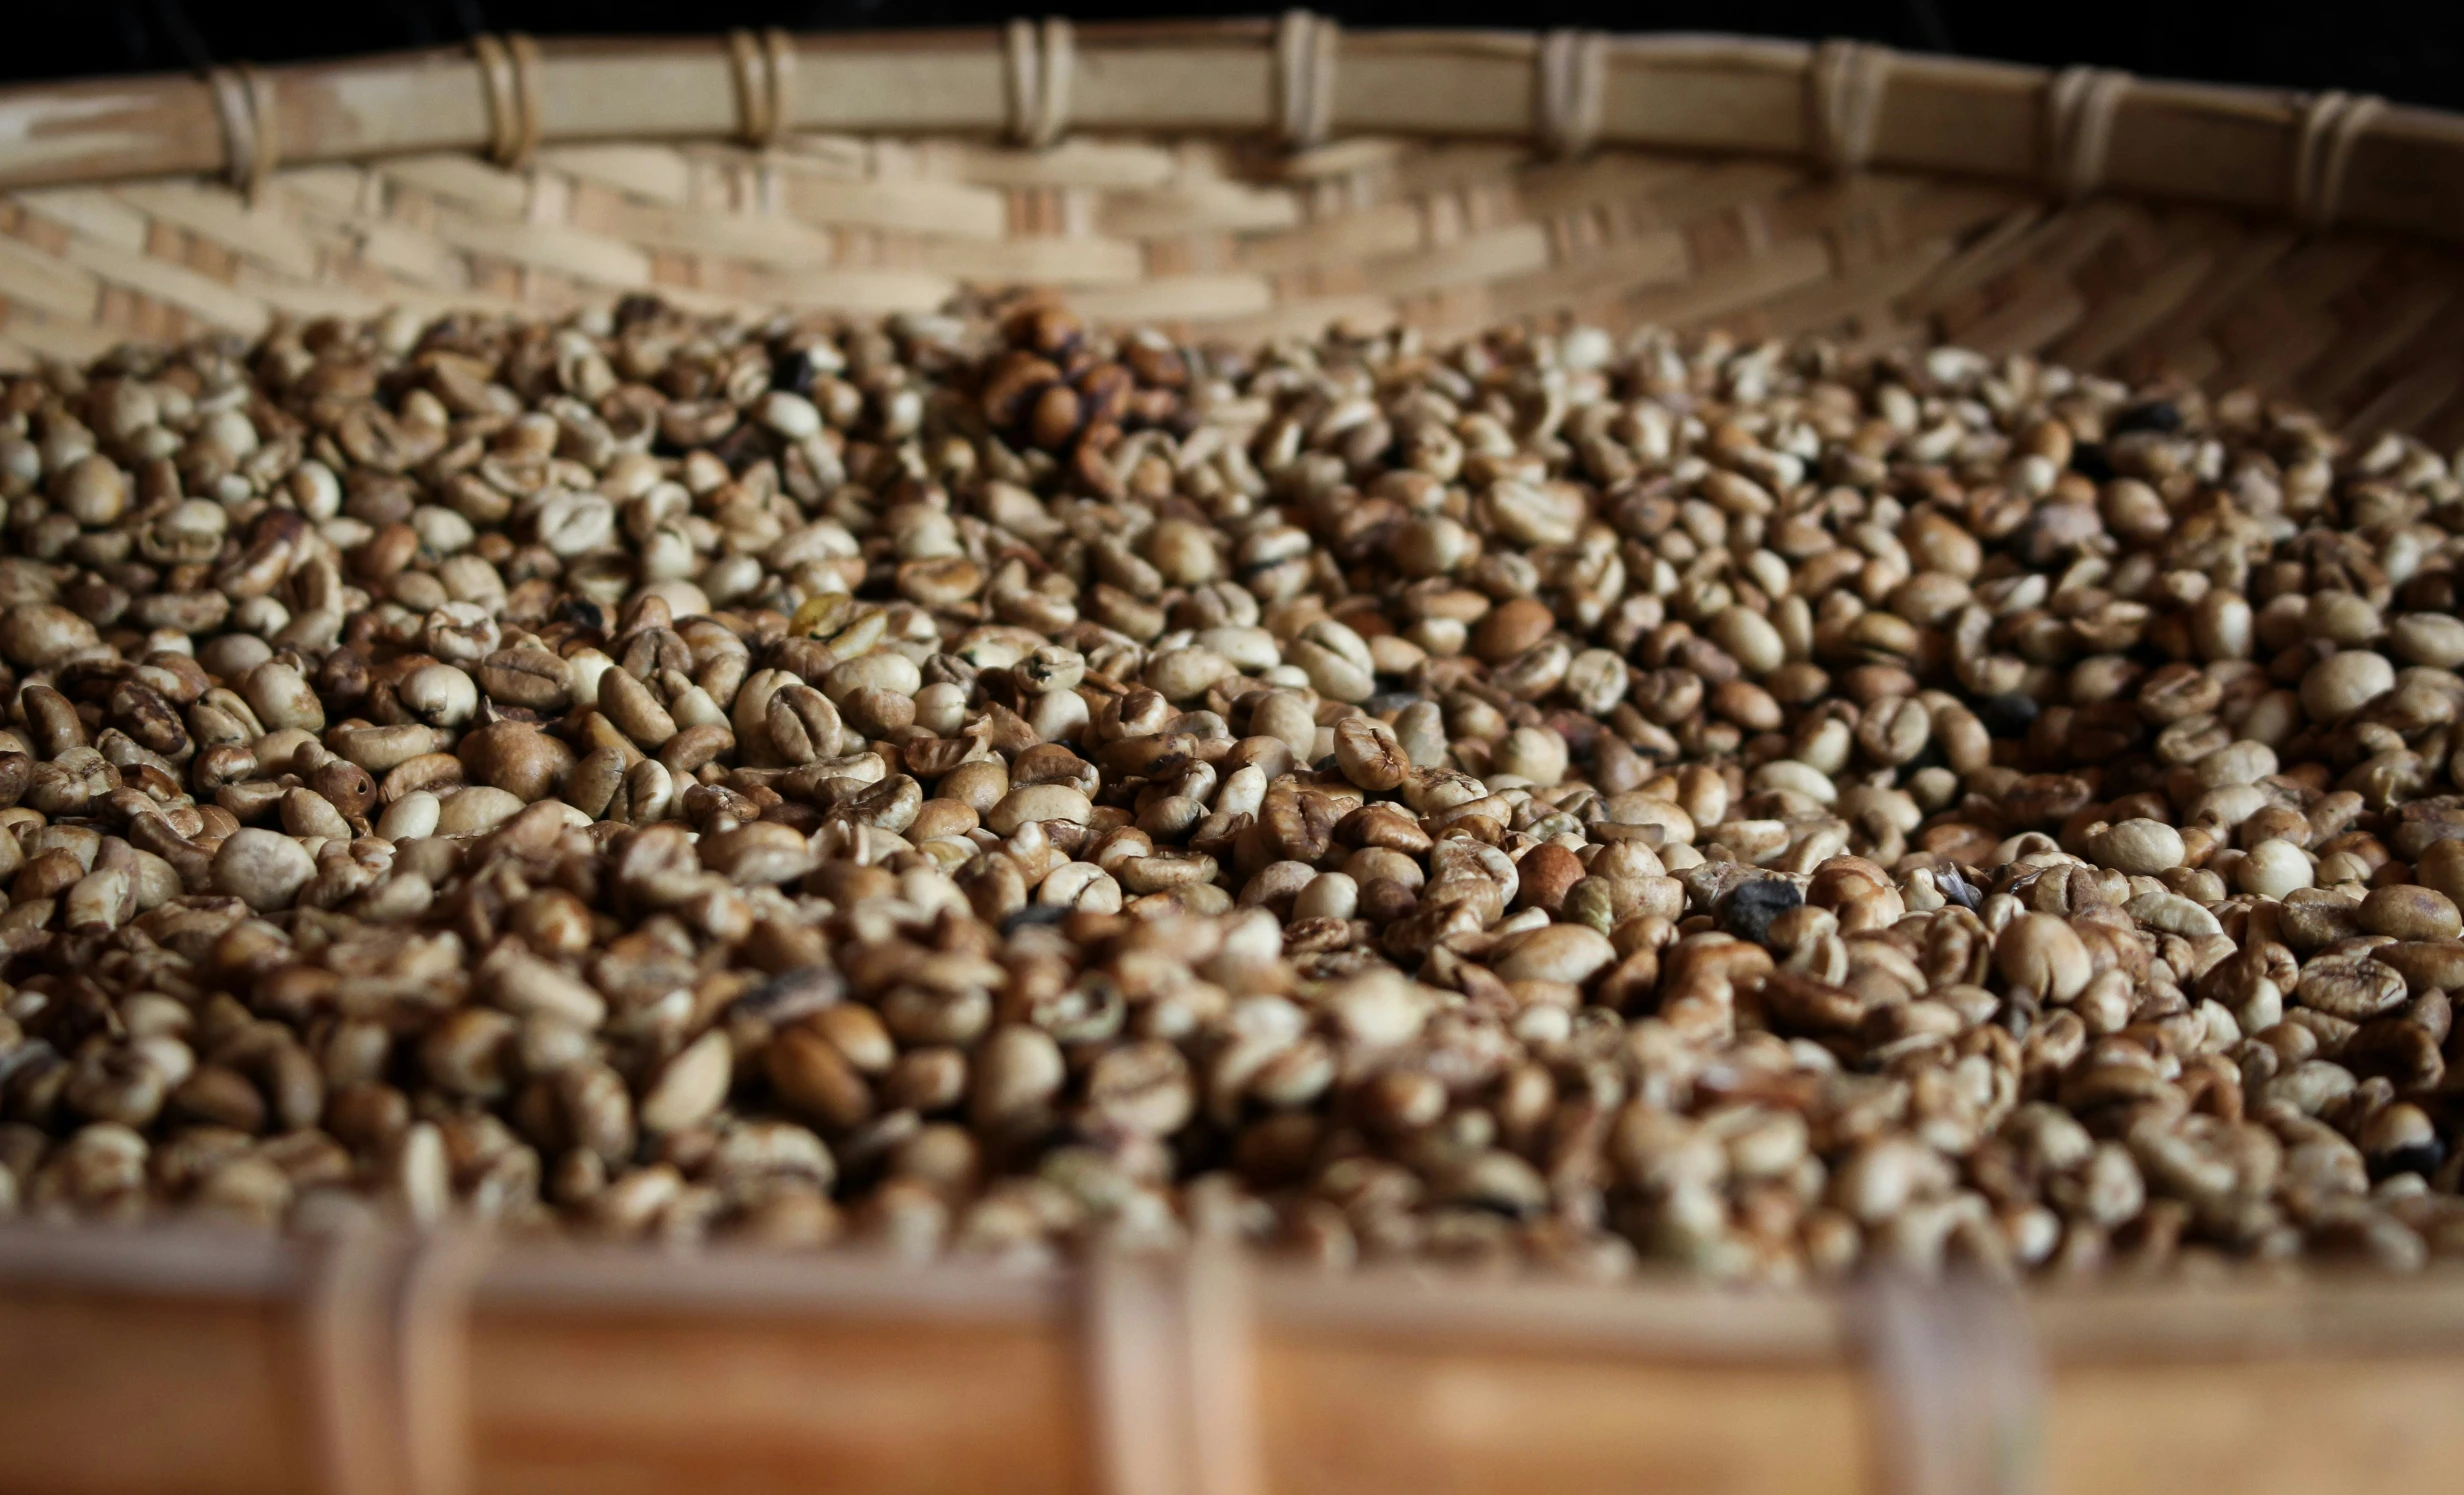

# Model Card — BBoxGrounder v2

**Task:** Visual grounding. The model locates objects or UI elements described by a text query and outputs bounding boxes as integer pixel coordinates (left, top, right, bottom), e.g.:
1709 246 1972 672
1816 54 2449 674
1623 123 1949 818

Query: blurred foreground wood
5 1224 2464 1495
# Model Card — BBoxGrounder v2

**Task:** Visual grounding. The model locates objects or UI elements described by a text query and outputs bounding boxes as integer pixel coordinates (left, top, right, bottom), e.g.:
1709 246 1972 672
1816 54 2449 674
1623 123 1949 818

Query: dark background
9 1 2460 111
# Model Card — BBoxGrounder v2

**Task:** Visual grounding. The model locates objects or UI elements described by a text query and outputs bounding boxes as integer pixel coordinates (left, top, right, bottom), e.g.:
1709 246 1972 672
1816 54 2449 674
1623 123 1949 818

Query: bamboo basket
7 19 2464 1495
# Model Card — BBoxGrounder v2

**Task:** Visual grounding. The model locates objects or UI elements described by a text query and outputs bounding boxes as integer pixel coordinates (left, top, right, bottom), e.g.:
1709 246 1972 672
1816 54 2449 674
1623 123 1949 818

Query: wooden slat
2045 1358 2464 1495
467 1308 1087 1495
1627 237 1835 328
8 1227 2464 1495
1260 1337 1868 1495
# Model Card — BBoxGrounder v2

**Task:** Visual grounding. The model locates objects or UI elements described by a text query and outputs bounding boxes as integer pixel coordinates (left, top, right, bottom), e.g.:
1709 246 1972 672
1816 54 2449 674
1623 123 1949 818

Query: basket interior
0 125 2457 446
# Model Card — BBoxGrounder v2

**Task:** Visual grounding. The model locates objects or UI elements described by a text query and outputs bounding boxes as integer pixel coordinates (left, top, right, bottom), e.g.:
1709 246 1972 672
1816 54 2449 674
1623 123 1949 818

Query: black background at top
9 1 2460 112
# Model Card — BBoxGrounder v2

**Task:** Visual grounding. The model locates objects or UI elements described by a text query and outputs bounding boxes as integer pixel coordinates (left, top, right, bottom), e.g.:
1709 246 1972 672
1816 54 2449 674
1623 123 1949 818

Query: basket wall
0 25 2457 446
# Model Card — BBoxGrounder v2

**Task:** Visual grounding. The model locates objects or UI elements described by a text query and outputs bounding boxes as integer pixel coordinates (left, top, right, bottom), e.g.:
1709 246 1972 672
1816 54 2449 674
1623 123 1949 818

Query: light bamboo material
5 1223 2464 1495
0 22 2457 444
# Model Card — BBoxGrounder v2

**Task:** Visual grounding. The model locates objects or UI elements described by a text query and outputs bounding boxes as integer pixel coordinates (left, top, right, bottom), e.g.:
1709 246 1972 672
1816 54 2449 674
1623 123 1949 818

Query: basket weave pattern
0 24 2458 447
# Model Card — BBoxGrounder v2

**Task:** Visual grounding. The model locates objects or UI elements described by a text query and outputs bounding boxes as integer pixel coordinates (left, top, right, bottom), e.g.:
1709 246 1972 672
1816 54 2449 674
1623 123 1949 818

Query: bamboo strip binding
728 29 799 150
469 33 544 170
2042 67 2133 202
298 1227 492 1495
1007 18 1078 150
1275 12 1340 149
1081 1244 1266 1495
1807 40 1895 176
2295 90 2388 231
202 64 279 198
1856 1273 2046 1495
1535 30 1609 159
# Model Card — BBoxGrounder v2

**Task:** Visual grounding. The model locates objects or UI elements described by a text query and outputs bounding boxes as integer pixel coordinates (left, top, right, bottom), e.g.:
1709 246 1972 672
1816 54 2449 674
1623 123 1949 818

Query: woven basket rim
8 1217 2464 1358
0 21 2452 244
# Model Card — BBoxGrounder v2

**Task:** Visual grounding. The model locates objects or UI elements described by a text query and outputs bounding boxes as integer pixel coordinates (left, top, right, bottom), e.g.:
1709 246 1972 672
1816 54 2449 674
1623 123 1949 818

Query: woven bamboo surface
0 23 2457 447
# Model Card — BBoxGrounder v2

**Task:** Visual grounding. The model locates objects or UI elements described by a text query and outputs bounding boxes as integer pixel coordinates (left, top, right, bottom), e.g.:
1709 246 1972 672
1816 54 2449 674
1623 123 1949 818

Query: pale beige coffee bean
1709 606 1785 675
210 828 315 911
435 786 525 836
62 867 133 934
1750 759 1835 805
377 791 443 841
331 724 443 772
1291 872 1360 922
1251 692 1317 758
639 1031 733 1134
1394 701 1448 767
399 664 478 728
2192 739 2277 788
1145 647 1235 703
986 784 1092 835
971 1026 1065 1130
243 661 325 732
1493 727 1569 787
2239 838 2313 899
1037 861 1122 913
826 652 921 701
55 454 129 526
281 787 352 840
1994 913 2090 1001
1290 620 1375 703
2123 890 2220 938
1492 924 1616 984
2388 613 2464 669
2299 650 2395 722
2087 819 2185 875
